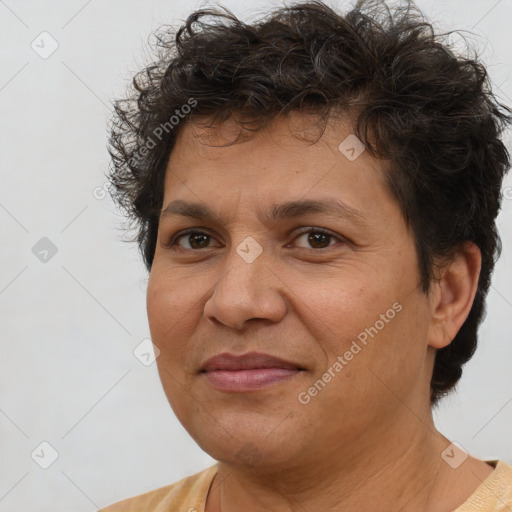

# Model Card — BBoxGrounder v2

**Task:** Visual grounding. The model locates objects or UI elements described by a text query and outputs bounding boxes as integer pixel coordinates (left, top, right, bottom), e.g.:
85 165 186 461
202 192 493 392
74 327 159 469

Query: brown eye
168 230 219 250
294 229 341 249
307 232 331 248
185 232 211 249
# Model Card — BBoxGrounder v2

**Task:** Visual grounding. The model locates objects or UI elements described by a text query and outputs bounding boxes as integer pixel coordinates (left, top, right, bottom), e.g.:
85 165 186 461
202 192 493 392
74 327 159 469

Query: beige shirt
99 460 512 511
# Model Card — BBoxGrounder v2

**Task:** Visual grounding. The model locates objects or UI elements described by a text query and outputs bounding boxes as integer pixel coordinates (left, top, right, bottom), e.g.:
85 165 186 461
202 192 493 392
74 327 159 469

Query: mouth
200 352 305 392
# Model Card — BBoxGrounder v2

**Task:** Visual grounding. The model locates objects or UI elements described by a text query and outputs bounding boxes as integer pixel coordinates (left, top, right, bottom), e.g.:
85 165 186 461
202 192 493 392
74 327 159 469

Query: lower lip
204 368 301 391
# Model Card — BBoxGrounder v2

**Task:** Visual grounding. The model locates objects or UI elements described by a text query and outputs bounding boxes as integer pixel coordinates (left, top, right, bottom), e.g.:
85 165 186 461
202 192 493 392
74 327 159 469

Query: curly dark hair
107 0 511 406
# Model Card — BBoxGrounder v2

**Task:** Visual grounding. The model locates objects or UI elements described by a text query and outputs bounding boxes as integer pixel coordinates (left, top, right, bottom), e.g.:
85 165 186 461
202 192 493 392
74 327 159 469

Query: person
100 0 512 510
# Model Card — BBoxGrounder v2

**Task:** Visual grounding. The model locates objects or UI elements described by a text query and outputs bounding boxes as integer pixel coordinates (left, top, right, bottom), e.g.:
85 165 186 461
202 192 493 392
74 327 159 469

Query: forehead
161 113 395 225
171 112 373 163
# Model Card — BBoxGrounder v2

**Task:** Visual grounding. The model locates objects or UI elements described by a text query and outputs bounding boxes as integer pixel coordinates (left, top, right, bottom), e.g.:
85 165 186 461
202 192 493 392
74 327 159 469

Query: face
147 113 435 469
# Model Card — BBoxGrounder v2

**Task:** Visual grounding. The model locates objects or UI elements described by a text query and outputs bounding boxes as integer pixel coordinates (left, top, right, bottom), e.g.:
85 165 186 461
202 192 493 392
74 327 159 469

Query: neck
205 409 486 512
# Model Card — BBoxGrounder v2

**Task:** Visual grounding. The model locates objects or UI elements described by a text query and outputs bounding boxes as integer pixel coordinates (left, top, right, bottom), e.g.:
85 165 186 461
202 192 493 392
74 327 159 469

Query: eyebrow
159 198 367 225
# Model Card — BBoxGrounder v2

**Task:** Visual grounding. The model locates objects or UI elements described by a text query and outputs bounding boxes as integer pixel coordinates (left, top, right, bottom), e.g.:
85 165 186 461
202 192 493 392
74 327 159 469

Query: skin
146 112 493 512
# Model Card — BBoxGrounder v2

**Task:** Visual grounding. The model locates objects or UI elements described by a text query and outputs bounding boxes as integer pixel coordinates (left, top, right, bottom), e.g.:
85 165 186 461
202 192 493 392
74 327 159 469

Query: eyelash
164 227 345 251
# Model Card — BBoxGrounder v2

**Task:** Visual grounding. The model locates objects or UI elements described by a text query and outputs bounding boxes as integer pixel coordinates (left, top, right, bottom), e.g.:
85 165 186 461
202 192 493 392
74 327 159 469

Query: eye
292 228 343 249
165 229 221 250
164 227 345 252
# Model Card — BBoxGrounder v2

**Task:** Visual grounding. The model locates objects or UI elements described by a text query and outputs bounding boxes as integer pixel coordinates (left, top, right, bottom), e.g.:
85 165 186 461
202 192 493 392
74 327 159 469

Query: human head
108 0 511 407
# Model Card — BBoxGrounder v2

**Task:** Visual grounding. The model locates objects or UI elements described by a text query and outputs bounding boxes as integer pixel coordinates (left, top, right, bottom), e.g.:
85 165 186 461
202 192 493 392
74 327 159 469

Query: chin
182 406 312 469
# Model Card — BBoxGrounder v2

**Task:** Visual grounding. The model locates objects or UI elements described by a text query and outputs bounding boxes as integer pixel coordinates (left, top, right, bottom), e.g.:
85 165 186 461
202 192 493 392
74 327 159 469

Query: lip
200 352 304 392
202 352 303 372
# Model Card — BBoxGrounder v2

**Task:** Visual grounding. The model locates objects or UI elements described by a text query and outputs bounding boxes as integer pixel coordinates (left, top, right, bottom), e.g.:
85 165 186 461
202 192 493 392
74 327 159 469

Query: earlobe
427 242 481 349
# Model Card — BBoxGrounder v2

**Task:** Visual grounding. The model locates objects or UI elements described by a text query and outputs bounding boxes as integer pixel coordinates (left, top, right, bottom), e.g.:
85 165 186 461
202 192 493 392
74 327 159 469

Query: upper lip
201 352 304 372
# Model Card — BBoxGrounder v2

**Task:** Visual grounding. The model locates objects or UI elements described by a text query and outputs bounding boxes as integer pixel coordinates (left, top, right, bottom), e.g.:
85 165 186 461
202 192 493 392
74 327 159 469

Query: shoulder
456 460 512 511
99 464 218 512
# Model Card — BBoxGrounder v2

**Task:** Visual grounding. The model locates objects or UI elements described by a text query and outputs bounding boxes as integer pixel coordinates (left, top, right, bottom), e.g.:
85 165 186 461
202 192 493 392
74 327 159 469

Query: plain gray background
1 0 511 510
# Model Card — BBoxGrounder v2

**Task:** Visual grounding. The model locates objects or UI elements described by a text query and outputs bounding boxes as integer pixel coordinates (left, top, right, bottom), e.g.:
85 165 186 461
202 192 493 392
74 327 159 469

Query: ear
427 242 482 349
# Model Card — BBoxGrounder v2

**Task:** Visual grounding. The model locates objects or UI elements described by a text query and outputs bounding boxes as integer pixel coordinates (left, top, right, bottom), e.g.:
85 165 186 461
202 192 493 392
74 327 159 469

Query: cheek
146 270 202 349
146 276 169 335
291 266 428 394
290 274 391 353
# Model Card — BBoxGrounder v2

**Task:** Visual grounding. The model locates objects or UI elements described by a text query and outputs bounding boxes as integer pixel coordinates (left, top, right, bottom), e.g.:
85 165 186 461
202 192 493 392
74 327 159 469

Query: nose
203 243 288 330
